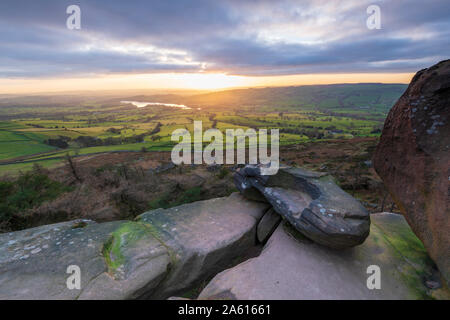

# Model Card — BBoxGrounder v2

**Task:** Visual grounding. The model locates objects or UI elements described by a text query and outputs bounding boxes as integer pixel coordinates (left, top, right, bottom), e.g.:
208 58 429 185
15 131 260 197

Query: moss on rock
103 222 160 273
370 214 438 300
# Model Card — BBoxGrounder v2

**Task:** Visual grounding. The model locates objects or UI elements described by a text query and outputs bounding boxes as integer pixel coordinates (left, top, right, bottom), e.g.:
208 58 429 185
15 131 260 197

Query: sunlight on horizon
0 72 413 94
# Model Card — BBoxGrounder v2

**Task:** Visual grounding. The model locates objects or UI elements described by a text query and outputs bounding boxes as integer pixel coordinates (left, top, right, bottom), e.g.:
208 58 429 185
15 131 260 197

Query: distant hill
122 83 407 115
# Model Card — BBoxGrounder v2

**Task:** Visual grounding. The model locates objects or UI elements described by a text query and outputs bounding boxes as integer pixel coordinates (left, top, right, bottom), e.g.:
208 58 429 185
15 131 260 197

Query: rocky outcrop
0 193 270 299
136 193 270 298
0 219 170 299
199 213 446 300
373 60 450 283
2 164 445 300
234 165 370 248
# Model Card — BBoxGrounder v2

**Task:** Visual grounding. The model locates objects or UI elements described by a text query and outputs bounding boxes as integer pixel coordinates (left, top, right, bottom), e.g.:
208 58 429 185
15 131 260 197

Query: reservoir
121 101 191 109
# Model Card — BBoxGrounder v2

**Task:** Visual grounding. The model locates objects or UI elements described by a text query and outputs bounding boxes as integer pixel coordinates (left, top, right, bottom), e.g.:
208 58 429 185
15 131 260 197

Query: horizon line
0 81 410 96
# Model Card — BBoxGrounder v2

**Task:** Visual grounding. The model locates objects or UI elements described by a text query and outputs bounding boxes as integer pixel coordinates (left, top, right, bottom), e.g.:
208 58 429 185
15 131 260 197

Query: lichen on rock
234 164 370 248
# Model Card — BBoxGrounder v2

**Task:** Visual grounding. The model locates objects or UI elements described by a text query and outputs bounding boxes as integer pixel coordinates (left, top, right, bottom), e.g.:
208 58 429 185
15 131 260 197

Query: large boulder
136 193 270 298
234 165 370 248
0 219 170 300
373 60 450 283
0 193 270 299
199 213 447 300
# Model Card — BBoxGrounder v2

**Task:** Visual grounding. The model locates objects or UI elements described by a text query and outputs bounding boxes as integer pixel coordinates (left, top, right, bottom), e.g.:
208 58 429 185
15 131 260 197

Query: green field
0 83 405 174
0 159 62 175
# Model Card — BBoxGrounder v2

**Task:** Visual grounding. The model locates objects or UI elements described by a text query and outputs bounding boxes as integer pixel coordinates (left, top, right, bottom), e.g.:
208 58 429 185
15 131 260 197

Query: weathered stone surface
199 213 447 300
0 219 170 300
234 170 268 203
234 165 370 248
79 221 170 299
0 193 270 299
137 193 270 298
256 208 282 243
373 60 450 283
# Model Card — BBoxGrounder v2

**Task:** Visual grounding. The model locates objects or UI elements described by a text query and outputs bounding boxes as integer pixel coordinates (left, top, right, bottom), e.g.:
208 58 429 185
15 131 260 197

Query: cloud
0 0 448 77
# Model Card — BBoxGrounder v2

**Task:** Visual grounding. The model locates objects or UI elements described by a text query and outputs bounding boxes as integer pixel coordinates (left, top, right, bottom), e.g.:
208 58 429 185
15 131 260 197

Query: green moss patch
102 222 157 272
102 221 175 275
371 216 434 299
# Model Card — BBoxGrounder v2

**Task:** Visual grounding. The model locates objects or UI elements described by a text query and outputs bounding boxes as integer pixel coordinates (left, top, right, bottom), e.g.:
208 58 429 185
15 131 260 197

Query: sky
0 0 449 93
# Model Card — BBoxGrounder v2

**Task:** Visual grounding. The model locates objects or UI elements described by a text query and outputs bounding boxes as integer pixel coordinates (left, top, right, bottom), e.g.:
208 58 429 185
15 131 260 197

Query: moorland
0 83 406 232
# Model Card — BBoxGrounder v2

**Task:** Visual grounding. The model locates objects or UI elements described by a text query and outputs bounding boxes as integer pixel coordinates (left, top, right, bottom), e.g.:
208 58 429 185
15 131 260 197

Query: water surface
121 100 191 109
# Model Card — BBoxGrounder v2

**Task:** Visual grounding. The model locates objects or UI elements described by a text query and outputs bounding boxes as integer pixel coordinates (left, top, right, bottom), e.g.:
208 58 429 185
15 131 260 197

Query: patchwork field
0 84 406 175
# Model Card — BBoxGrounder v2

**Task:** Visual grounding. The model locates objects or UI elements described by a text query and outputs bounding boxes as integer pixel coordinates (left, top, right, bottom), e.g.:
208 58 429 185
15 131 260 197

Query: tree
65 154 82 183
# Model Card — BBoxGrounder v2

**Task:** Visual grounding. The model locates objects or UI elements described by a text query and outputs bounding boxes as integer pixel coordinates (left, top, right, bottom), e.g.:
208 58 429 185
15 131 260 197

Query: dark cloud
0 0 448 77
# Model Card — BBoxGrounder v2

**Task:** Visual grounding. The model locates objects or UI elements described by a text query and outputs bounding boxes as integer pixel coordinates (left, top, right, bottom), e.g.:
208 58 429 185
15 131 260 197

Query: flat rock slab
137 193 270 298
235 165 370 248
0 193 270 300
0 220 170 300
199 213 441 300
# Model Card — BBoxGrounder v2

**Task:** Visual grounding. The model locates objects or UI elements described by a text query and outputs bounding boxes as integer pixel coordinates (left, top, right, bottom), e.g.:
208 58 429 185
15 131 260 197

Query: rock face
234 165 370 248
0 219 170 300
256 208 282 243
199 213 442 300
136 193 270 298
0 193 270 299
373 60 450 283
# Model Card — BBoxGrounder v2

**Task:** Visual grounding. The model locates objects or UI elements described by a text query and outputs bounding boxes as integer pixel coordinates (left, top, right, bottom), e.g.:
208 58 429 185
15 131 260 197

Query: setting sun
157 73 250 90
0 72 414 94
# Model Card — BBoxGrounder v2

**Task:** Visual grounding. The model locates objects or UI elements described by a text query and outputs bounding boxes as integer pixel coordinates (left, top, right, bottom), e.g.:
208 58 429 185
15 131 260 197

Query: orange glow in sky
0 72 413 94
